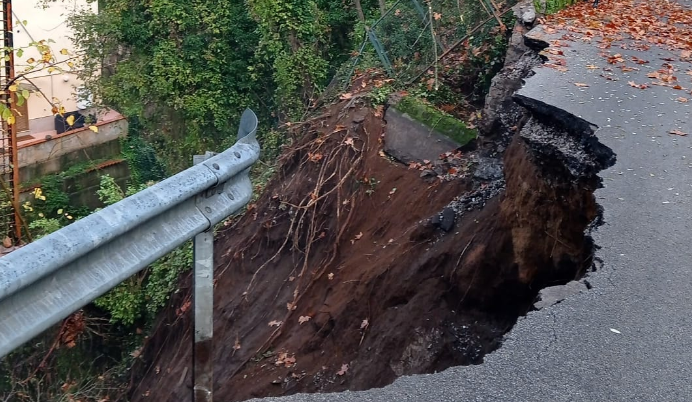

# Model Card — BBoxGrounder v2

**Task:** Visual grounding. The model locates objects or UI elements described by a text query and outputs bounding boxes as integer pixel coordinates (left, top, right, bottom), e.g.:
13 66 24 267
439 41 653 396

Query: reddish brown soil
129 95 602 401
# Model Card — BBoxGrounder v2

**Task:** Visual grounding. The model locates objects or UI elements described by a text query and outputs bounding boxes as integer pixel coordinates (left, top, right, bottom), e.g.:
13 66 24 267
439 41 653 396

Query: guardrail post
193 151 216 402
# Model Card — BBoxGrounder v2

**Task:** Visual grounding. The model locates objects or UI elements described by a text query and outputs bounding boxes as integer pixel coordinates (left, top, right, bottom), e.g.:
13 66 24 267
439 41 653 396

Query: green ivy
120 117 167 186
69 0 266 173
247 0 333 119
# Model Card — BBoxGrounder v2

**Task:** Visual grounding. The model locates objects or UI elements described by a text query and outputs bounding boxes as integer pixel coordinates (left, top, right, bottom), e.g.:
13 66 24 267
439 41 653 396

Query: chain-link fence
322 0 517 101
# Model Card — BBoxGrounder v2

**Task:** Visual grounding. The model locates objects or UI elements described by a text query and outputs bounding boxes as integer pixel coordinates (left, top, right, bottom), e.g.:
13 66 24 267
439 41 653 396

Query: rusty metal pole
3 0 20 242
192 152 215 402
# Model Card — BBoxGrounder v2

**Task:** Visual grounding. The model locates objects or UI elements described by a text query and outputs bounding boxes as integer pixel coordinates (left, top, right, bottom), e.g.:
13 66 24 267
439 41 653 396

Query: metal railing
0 108 260 391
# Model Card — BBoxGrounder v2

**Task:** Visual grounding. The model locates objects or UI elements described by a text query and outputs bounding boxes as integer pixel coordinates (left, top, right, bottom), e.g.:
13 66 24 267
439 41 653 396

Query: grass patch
394 96 477 146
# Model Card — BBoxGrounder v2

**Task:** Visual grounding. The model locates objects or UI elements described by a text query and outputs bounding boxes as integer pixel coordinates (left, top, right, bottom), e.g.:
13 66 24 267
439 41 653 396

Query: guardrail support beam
193 152 215 402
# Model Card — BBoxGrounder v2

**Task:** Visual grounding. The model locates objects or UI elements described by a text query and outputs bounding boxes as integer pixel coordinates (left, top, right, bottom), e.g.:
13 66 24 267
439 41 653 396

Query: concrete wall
13 1 98 122
18 116 127 183
383 108 462 164
19 161 131 211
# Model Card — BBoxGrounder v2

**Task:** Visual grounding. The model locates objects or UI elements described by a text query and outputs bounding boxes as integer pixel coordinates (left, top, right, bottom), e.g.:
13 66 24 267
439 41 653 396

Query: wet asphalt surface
250 16 692 402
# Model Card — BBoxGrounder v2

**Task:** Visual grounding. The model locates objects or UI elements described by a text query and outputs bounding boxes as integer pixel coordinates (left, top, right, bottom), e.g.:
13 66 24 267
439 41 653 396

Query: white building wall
12 0 97 125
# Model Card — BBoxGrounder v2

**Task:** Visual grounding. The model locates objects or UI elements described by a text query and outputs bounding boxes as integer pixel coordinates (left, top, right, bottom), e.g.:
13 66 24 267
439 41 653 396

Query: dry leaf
586 64 599 69
299 316 311 324
433 12 442 20
360 319 369 330
337 363 349 376
287 302 297 311
130 347 143 359
574 82 589 87
275 352 297 367
2 236 12 248
351 232 363 244
268 320 283 327
676 97 688 103
308 152 323 162
328 273 334 280
628 81 649 89
339 92 353 100
343 137 354 146
669 129 687 136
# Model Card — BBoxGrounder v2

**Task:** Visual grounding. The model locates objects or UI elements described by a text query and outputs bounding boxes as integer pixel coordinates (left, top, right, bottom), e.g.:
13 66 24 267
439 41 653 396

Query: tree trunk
354 0 366 22
379 0 387 16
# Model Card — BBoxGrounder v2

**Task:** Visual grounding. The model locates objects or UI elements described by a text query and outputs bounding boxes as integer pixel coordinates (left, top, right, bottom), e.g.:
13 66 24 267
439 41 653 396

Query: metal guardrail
0 109 260 363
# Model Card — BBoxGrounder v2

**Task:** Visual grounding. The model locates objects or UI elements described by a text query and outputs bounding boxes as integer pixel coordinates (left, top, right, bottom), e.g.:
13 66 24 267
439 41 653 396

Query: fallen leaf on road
574 82 589 87
631 56 649 65
298 316 311 324
607 54 625 64
268 320 283 327
676 97 688 103
669 129 688 136
628 81 649 89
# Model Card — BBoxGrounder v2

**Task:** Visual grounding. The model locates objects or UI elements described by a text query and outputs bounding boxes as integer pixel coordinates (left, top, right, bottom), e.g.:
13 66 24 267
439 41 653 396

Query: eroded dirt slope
130 48 615 401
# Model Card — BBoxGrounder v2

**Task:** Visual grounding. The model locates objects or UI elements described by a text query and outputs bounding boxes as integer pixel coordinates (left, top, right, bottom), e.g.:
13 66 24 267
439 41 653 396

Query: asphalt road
251 19 692 402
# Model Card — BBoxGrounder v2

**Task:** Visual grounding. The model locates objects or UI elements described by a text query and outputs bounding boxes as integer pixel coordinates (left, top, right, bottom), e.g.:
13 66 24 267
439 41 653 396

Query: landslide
130 43 615 402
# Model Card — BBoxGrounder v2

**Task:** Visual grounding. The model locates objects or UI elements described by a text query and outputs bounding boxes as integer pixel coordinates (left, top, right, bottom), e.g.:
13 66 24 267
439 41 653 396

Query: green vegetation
120 117 167 186
394 96 477 146
1 175 169 401
3 0 516 399
535 0 579 14
68 0 364 172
